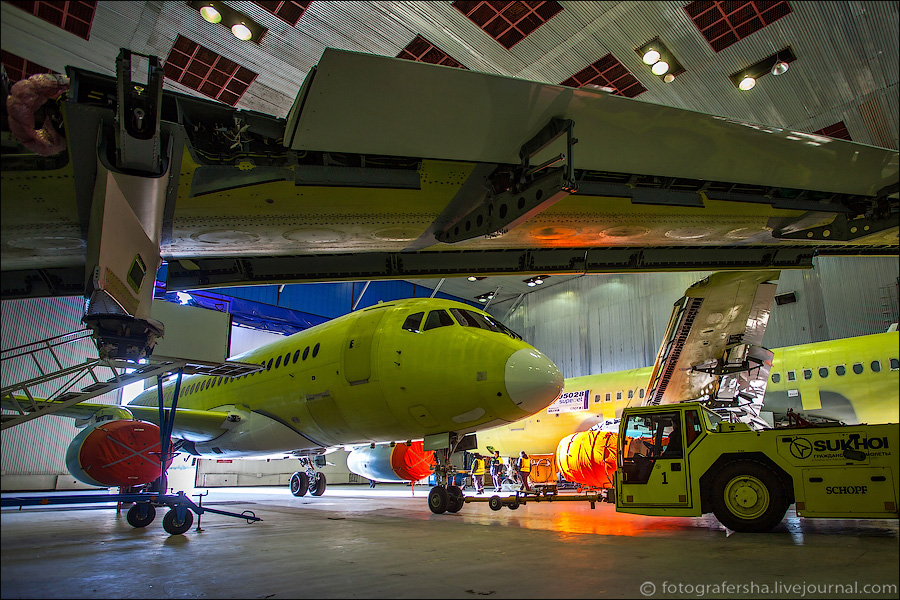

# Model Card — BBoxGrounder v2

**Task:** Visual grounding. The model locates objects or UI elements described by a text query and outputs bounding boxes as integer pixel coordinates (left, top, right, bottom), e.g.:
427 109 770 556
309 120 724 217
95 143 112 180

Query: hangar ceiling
1 1 898 302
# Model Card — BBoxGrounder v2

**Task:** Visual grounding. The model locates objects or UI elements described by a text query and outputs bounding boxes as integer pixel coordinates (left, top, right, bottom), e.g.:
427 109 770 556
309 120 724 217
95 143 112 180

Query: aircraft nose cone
504 348 564 415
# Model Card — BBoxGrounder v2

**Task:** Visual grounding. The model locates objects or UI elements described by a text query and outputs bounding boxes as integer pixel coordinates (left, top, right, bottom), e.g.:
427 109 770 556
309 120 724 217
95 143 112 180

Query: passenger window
891 358 899 371
402 312 425 332
628 389 634 399
818 367 828 378
313 343 320 358
835 365 846 376
616 391 622 400
275 355 282 369
771 373 781 383
853 362 863 374
424 310 454 331
266 358 273 371
871 360 881 373
803 369 812 380
594 395 602 403
293 350 301 364
605 393 611 402
639 389 645 399
787 370 796 381
284 352 291 365
303 347 310 360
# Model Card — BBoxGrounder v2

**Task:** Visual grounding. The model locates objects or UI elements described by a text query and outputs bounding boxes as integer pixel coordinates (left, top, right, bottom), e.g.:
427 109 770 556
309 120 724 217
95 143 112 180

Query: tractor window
402 312 424 332
684 410 701 447
424 309 454 331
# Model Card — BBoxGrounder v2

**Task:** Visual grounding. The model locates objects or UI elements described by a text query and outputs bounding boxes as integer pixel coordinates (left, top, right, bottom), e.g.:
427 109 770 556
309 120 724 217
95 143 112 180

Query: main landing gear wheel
428 486 450 514
126 503 156 528
162 508 194 535
310 472 327 496
711 460 788 533
488 495 503 511
446 485 464 513
290 471 309 497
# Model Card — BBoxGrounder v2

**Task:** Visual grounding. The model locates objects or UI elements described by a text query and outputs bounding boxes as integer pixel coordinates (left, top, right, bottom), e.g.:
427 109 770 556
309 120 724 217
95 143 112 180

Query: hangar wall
0 297 123 490
492 256 900 379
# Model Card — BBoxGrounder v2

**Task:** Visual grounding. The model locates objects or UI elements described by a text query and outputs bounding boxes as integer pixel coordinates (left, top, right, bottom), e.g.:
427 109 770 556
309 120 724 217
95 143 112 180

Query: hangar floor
2 485 898 599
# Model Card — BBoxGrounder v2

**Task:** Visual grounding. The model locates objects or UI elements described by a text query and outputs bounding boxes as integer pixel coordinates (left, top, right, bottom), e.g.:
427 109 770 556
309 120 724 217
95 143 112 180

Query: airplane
473 271 900 488
3 296 564 514
477 328 900 457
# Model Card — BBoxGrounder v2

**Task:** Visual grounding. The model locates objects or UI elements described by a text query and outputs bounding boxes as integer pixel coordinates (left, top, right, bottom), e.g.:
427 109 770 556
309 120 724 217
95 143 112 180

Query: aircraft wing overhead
644 271 779 426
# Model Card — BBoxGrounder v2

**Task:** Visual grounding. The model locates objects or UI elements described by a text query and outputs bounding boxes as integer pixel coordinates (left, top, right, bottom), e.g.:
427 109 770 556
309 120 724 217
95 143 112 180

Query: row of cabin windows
178 342 323 397
595 389 646 403
771 357 898 384
401 308 521 340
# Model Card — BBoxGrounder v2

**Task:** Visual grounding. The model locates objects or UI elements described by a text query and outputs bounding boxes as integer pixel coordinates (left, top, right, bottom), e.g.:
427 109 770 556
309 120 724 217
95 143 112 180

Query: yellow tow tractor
615 402 899 532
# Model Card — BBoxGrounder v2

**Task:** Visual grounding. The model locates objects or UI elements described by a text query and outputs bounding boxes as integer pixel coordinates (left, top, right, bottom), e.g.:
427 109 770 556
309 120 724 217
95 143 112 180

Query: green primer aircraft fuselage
477 331 899 456
126 297 564 458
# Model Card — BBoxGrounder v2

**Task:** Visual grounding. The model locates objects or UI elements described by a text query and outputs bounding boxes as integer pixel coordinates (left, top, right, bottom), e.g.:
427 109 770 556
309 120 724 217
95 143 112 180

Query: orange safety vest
518 456 531 472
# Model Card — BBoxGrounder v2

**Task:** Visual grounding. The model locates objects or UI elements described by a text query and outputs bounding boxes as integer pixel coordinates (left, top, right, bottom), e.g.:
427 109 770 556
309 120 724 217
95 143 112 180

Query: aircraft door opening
343 309 387 385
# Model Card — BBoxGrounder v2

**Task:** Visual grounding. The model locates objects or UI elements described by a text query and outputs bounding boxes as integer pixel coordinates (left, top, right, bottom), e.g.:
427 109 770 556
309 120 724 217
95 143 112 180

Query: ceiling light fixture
729 46 796 91
635 37 686 83
524 275 549 287
188 1 266 44
231 22 252 41
771 60 789 76
199 4 221 23
642 49 660 65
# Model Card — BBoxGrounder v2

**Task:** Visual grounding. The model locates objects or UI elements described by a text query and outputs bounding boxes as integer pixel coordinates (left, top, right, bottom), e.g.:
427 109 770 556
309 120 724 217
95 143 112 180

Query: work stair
1 329 261 430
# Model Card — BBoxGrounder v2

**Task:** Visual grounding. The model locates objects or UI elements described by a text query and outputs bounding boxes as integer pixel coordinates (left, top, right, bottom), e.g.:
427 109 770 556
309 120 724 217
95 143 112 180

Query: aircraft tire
488 495 503 511
428 486 449 514
447 485 464 513
126 503 156 528
162 508 193 535
310 472 327 496
710 460 788 533
290 471 309 497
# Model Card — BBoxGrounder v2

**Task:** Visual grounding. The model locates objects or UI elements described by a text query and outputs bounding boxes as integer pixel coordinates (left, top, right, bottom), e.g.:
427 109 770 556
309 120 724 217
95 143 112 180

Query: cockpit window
449 308 522 340
424 310 454 331
402 312 424 333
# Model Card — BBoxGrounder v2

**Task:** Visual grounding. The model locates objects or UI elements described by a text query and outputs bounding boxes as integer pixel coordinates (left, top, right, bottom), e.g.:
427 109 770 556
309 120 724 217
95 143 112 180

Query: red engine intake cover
65 420 172 487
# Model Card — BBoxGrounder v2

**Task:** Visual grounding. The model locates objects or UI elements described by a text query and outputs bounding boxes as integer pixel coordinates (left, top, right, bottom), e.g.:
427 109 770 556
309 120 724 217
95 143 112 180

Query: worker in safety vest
517 451 532 492
489 451 504 492
471 454 486 494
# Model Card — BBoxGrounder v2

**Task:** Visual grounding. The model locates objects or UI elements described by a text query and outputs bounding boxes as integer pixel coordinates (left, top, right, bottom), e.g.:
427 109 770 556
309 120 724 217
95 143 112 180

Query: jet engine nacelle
555 431 620 489
65 419 172 487
346 441 435 483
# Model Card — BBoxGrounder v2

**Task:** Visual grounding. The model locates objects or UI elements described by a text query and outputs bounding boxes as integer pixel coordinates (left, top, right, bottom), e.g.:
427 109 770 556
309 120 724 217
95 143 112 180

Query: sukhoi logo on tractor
812 435 889 452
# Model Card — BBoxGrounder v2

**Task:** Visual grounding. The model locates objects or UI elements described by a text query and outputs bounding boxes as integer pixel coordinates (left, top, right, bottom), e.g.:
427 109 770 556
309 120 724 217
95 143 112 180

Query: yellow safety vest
472 458 485 475
519 456 531 472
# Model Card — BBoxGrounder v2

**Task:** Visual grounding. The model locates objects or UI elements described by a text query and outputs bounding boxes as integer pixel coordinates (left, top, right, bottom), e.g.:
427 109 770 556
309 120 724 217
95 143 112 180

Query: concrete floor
2 484 898 599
